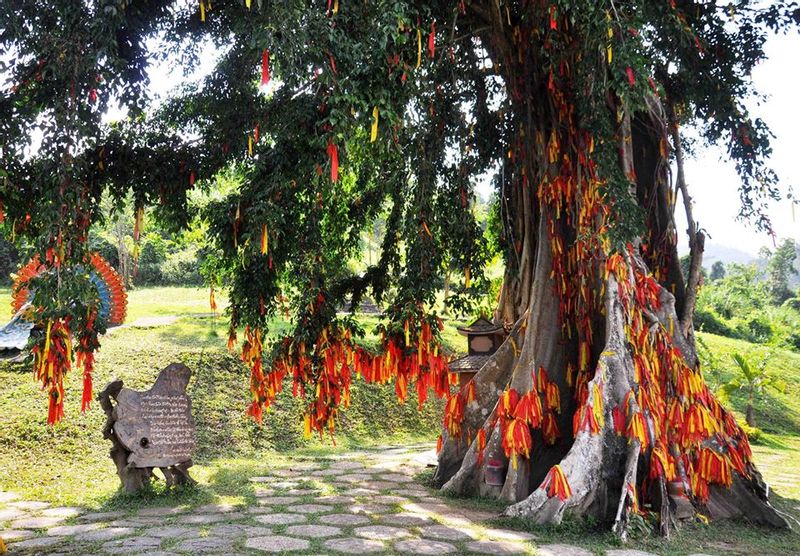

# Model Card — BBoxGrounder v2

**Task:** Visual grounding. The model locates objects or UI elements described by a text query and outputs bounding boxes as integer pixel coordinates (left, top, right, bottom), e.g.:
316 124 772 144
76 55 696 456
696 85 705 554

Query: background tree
722 352 787 428
710 261 726 282
761 238 798 305
1 0 798 538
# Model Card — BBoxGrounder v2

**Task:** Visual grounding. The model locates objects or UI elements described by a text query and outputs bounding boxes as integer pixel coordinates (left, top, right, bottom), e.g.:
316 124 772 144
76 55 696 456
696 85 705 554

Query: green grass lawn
0 287 798 554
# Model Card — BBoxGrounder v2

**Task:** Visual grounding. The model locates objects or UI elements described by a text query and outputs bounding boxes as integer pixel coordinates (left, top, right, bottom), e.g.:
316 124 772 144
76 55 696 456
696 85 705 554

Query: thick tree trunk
746 405 756 428
436 243 788 534
432 6 788 537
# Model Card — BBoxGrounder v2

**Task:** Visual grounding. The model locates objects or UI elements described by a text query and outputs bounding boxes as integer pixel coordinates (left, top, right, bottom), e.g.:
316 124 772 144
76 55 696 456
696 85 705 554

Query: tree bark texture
433 11 788 536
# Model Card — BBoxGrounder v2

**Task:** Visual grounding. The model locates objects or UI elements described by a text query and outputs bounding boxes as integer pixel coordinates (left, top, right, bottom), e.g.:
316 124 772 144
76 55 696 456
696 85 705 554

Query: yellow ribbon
370 106 379 142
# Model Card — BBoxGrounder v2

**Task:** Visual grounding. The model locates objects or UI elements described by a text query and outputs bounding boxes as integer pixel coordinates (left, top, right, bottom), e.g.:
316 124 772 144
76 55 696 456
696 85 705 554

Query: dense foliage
695 244 800 351
1 0 798 430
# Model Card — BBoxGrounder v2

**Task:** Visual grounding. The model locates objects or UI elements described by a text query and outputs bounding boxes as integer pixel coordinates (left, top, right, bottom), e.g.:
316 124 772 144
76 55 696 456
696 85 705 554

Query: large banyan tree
1 0 797 536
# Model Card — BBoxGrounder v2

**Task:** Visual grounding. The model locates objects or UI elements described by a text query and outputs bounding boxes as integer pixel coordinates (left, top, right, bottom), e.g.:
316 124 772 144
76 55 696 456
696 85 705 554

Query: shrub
738 420 762 443
694 308 738 338
782 297 800 311
734 314 774 344
136 234 168 285
161 248 203 286
784 330 800 352
88 234 119 269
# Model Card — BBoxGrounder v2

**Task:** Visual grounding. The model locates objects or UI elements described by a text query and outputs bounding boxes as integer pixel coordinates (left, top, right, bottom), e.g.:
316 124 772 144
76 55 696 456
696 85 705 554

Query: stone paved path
0 444 713 555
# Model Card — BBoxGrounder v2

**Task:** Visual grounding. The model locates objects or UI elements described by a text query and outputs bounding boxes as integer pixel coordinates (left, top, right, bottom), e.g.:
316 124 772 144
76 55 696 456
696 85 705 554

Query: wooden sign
99 363 197 493
112 363 196 468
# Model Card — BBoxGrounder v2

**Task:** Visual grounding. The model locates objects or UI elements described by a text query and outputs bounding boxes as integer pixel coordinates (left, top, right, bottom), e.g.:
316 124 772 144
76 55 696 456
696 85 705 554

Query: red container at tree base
485 459 505 486
667 480 688 499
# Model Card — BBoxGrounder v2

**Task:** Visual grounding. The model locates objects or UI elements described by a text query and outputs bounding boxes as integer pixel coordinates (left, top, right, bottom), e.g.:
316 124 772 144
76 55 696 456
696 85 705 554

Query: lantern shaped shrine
448 317 507 387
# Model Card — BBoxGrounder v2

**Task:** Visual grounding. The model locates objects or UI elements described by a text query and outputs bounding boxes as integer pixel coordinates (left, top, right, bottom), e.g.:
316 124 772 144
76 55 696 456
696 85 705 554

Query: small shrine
448 317 507 387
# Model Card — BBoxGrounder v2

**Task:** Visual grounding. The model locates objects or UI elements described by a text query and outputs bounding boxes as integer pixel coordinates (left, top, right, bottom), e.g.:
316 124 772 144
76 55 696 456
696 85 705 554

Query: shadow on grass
754 433 793 450
753 394 800 437
155 320 225 350
96 478 216 512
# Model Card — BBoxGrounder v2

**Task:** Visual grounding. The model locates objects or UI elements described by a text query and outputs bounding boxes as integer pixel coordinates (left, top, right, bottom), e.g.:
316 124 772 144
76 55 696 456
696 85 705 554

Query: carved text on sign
112 363 196 468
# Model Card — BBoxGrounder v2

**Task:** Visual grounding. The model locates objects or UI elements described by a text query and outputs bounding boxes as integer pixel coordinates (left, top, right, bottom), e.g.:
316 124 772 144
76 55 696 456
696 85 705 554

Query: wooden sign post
98 363 197 493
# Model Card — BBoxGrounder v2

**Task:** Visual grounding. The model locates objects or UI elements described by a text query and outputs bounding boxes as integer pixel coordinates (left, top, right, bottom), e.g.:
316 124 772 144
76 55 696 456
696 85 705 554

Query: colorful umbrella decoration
11 253 127 326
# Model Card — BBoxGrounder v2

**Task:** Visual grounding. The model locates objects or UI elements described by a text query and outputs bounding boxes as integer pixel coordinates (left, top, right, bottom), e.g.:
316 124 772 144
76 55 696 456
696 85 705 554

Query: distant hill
688 242 799 290
702 243 755 266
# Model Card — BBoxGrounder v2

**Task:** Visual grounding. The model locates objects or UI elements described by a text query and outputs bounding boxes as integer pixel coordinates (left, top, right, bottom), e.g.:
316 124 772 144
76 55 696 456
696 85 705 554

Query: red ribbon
261 49 270 86
326 141 339 182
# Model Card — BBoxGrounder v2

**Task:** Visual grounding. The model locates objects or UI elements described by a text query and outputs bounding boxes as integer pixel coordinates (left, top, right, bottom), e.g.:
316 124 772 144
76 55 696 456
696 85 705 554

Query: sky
673 31 800 257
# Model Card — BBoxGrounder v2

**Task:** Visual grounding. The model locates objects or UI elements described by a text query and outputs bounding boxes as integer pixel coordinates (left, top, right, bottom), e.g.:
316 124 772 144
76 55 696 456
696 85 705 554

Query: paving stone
323 537 386 554
102 535 162 554
379 473 414 483
464 539 528 554
368 461 406 471
250 476 273 483
137 506 187 517
286 524 342 538
176 512 239 524
79 510 127 522
317 495 357 505
284 488 323 496
109 518 155 528
208 523 268 537
483 528 536 542
8 500 50 511
378 512 432 526
343 488 381 497
10 515 65 529
0 529 35 541
371 495 410 505
394 539 458 554
403 501 453 514
318 513 371 526
330 461 367 470
0 508 26 522
74 526 136 542
311 468 342 476
419 524 478 541
0 492 20 503
393 488 429 498
271 480 302 489
362 481 397 490
336 473 375 484
257 496 300 505
287 503 333 514
245 534 310 552
348 504 390 515
353 525 412 540
253 513 308 525
270 468 302 478
605 551 659 556
7 535 63 550
41 506 83 518
195 503 237 513
247 506 275 514
254 487 276 496
46 522 102 536
146 525 200 539
173 536 235 553
456 508 497 522
536 544 594 556
286 461 321 471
